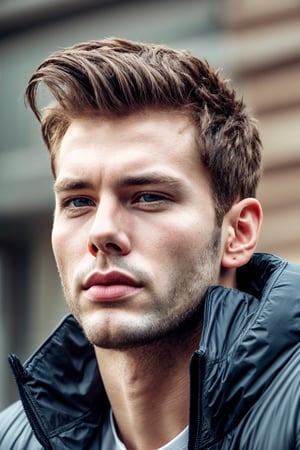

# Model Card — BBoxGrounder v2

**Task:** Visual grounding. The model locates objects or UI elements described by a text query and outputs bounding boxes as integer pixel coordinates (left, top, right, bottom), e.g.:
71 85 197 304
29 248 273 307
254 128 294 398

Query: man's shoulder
0 401 41 450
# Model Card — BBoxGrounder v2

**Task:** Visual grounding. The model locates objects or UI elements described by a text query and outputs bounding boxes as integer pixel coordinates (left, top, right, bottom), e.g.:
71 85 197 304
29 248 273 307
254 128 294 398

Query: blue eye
71 198 94 207
138 193 165 203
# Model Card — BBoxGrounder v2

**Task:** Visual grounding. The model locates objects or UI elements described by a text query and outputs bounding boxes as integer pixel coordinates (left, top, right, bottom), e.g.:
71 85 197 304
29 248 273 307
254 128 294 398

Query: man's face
52 110 223 349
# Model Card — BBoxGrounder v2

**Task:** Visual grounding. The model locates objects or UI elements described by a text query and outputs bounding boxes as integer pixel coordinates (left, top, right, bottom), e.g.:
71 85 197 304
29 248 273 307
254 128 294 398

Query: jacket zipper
8 354 53 450
188 349 206 449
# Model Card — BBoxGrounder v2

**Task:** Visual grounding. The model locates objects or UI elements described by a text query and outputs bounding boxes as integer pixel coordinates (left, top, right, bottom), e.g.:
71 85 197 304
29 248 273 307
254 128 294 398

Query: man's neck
94 326 201 450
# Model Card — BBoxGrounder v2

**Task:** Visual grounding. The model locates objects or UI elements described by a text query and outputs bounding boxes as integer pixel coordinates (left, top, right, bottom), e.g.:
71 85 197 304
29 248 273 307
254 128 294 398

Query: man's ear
221 198 263 269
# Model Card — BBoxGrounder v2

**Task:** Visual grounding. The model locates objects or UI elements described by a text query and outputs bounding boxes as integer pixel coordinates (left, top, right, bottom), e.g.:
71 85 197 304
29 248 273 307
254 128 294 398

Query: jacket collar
189 253 300 448
15 314 109 447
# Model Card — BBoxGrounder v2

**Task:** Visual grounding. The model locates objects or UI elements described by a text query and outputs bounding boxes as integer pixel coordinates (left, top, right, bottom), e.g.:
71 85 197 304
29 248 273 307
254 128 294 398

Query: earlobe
221 198 263 269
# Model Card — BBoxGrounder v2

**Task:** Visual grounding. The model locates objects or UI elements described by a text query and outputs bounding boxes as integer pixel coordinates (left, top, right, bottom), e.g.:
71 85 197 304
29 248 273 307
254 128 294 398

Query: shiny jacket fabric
0 253 300 449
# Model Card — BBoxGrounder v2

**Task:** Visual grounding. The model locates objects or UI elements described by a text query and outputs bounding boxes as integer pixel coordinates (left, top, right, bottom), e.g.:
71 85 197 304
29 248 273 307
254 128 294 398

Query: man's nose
87 198 131 257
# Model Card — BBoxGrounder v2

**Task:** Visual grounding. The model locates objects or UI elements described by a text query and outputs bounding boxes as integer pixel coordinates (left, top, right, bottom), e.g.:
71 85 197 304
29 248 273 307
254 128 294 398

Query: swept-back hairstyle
25 37 262 224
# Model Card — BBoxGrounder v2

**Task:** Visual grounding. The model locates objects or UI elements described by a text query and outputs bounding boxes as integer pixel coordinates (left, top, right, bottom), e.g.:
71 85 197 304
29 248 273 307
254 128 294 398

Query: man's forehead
56 111 197 170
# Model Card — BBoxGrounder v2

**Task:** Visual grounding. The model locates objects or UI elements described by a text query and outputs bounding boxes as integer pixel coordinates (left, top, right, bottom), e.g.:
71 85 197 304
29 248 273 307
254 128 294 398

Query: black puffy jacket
1 253 300 449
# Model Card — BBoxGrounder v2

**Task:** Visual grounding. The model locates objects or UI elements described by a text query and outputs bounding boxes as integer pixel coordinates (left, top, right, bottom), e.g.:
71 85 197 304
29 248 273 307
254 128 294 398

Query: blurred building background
0 0 299 409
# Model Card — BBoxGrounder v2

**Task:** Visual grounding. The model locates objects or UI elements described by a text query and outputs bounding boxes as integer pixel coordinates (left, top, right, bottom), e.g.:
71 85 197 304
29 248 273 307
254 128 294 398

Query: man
0 38 299 450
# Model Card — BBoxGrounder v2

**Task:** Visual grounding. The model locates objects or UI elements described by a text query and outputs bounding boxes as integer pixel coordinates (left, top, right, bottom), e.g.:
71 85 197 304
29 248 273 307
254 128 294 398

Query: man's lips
82 271 143 301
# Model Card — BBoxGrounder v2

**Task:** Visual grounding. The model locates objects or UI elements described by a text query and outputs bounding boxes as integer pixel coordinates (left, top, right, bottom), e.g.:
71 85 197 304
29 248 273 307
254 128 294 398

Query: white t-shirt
100 409 188 450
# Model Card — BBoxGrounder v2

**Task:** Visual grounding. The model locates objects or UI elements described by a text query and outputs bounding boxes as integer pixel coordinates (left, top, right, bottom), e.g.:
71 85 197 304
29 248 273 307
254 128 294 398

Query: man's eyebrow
120 173 184 188
53 173 184 193
53 178 94 193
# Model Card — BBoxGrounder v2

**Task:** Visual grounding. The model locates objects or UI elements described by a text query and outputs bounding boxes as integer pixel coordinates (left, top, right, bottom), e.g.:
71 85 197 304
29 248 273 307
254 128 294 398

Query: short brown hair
25 37 262 224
